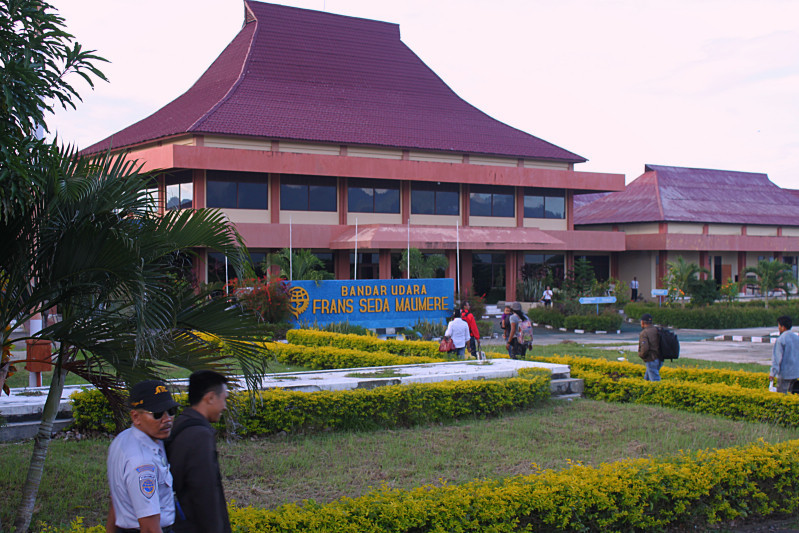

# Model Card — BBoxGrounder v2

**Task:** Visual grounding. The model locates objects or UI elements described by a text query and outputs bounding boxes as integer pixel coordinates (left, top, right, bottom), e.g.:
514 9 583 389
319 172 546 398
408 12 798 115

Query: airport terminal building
82 0 625 302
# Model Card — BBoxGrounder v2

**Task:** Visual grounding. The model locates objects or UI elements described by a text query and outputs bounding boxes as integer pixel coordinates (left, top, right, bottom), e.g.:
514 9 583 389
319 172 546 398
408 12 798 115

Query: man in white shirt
630 277 639 302
107 380 179 533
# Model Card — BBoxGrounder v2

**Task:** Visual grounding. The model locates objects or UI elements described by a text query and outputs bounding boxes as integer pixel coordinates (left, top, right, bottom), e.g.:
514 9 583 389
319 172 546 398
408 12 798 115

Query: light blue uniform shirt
107 426 175 529
771 330 799 380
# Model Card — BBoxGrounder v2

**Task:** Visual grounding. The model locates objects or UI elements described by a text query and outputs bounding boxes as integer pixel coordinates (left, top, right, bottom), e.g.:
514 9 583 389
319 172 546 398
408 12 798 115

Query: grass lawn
3 399 798 530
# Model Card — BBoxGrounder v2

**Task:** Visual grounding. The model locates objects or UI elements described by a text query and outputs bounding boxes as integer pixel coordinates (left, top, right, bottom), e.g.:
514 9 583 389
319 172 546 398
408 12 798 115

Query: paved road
482 323 778 366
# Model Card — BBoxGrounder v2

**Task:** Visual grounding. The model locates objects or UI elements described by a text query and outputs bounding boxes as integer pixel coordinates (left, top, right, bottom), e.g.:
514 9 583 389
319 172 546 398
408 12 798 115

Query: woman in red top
460 301 480 358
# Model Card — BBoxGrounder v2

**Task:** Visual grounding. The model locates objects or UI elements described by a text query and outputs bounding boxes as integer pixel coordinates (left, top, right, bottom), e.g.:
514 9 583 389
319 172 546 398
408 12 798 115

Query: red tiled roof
82 1 585 163
575 164 799 226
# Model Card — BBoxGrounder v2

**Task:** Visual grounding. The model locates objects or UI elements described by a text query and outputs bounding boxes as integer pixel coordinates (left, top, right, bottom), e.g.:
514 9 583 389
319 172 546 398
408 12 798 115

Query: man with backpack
638 313 662 381
507 302 533 359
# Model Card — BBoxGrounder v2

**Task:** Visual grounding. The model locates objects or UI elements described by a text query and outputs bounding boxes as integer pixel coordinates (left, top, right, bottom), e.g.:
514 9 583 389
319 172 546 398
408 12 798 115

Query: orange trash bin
25 339 53 372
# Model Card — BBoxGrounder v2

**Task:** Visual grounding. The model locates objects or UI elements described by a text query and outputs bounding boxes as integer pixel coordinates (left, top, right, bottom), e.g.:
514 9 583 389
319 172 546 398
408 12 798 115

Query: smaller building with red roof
575 164 799 298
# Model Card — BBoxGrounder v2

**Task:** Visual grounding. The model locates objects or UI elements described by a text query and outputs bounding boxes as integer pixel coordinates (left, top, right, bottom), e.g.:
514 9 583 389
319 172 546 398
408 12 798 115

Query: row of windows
165 173 566 219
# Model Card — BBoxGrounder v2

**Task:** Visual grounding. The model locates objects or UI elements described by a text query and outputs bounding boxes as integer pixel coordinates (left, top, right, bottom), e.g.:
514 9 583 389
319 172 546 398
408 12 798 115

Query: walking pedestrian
770 315 799 393
166 371 232 533
107 380 179 533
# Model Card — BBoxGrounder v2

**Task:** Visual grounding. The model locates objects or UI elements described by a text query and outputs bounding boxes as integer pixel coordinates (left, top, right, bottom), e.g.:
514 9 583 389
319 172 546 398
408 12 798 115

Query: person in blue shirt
771 315 799 393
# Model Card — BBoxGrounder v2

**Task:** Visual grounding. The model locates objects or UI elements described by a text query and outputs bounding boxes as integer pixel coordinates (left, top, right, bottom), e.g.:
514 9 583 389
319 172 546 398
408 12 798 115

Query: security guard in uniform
107 380 179 533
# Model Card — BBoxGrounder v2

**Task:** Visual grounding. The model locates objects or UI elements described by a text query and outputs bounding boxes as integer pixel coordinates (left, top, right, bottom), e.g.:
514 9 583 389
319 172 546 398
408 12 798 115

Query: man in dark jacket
166 371 231 533
638 313 662 381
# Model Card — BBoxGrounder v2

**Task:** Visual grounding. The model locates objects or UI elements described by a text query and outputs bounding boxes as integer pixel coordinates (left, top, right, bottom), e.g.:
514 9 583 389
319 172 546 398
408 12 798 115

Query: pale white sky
47 0 799 188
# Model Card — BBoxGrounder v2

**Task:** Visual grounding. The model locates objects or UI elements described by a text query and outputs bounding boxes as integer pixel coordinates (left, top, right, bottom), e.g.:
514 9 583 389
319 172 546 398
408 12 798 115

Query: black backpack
657 327 680 360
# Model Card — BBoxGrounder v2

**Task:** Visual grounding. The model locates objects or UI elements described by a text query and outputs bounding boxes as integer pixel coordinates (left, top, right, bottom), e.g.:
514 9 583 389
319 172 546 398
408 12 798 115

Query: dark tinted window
411 182 459 215
348 178 399 213
524 188 565 219
280 175 337 212
469 185 514 217
206 171 268 210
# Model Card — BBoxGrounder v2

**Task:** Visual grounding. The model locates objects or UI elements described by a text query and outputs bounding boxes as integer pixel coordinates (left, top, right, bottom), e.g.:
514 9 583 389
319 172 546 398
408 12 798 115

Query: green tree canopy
399 248 448 279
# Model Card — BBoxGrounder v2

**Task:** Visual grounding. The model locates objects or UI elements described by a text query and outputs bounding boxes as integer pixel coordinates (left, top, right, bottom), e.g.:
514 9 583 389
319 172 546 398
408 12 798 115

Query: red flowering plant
227 275 293 324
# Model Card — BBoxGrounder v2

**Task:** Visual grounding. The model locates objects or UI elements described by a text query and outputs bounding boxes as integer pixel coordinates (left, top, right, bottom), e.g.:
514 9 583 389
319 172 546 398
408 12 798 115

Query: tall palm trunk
13 347 68 533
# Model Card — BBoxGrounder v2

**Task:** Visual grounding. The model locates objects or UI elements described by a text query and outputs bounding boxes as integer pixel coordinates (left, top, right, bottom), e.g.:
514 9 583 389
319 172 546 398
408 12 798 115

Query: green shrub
527 307 566 328
263 341 444 369
623 302 796 329
220 439 799 532
476 319 494 339
69 389 116 433
50 438 799 532
286 329 440 357
71 371 551 437
563 312 622 332
320 321 371 336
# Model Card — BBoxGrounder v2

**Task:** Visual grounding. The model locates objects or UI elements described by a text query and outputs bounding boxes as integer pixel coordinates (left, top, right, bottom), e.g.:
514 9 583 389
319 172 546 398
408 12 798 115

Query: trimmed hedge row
228 439 799 531
623 302 799 329
563 313 623 332
264 341 444 369
70 369 551 436
230 371 551 436
526 309 622 331
535 354 769 390
286 329 440 357
578 369 799 427
51 438 799 532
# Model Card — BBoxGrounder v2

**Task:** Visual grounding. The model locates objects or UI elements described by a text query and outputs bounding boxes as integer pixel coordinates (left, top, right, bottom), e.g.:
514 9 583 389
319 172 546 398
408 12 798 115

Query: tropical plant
1 4 268 530
227 275 293 324
744 260 796 310
399 248 448 279
664 257 709 308
0 0 107 220
563 257 596 298
720 277 743 304
265 248 334 281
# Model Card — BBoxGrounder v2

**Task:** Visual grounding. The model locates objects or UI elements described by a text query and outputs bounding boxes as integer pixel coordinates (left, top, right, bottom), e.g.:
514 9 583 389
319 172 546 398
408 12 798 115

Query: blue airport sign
578 296 616 304
651 289 669 296
287 278 454 328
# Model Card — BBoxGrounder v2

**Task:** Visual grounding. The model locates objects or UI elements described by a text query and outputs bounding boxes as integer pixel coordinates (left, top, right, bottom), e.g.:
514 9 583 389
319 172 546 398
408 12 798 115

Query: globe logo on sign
289 286 310 318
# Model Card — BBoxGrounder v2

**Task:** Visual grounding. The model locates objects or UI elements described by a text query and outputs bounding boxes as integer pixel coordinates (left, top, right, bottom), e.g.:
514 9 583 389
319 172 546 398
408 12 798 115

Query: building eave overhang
626 233 799 252
122 144 625 192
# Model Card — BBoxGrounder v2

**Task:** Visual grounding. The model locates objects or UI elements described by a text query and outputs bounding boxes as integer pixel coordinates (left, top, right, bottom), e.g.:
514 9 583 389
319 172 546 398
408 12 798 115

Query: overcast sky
46 0 799 188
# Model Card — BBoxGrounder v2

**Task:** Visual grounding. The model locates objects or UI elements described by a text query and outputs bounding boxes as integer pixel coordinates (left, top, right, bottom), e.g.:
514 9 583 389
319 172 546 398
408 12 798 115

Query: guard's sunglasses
143 407 178 420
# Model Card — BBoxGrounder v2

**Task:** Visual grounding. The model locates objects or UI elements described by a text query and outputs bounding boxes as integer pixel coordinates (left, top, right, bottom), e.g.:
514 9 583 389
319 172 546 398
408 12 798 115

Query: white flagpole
354 217 358 281
289 216 293 281
224 255 229 294
407 217 410 279
456 221 460 297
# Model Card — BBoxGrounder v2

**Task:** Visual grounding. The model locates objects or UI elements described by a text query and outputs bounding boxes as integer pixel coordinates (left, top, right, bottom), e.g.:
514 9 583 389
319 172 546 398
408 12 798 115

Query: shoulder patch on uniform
136 464 157 499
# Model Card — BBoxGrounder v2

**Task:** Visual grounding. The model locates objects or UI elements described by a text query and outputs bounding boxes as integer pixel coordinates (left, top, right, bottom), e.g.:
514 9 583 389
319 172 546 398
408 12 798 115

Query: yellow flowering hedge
50 438 799 532
578 369 799 427
70 370 551 436
216 438 799 531
286 329 440 357
231 370 551 436
535 354 769 390
263 341 443 369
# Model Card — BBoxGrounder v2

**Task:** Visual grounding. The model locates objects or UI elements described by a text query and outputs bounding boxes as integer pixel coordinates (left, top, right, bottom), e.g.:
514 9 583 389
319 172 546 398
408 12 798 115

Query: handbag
439 337 455 352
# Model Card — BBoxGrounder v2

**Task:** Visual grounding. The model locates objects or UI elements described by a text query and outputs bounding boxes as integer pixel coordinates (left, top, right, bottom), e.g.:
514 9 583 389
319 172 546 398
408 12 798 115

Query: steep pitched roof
83 1 584 162
575 164 799 226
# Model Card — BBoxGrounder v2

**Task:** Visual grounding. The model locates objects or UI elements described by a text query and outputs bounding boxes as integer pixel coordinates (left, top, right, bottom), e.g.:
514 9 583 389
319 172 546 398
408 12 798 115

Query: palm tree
265 248 334 281
399 248 448 279
665 257 709 308
744 260 796 310
6 146 268 532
